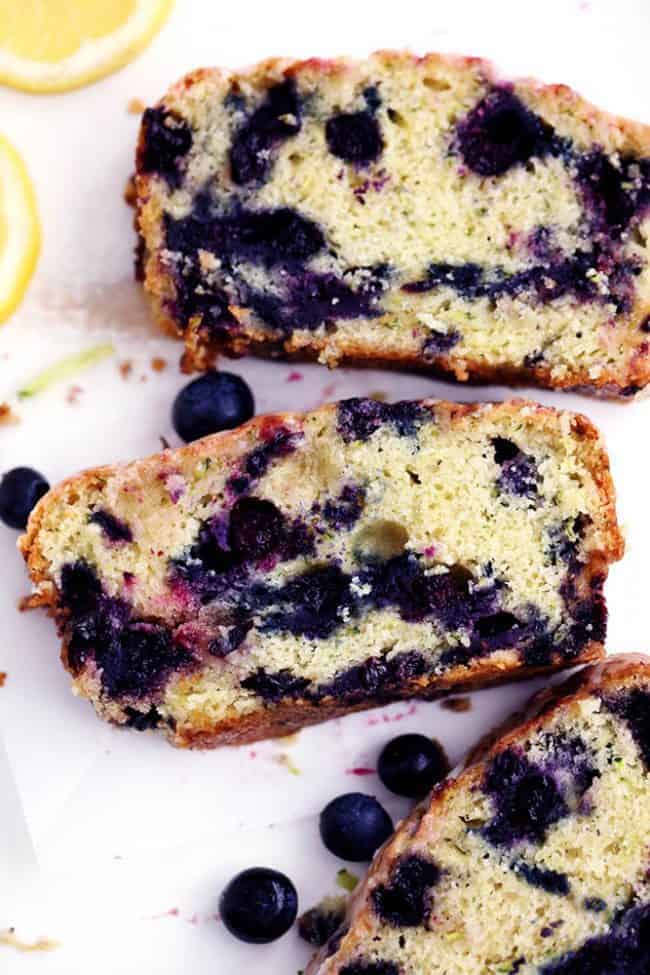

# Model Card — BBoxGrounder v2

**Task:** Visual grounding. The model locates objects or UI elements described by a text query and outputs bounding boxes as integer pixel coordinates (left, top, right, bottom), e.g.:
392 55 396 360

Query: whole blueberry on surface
172 372 254 442
0 467 49 530
219 866 298 944
378 734 449 798
320 793 393 861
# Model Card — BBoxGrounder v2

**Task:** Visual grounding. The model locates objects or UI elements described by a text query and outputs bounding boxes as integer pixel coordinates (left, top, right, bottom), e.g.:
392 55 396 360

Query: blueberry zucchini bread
305 654 650 975
20 398 623 747
135 51 650 395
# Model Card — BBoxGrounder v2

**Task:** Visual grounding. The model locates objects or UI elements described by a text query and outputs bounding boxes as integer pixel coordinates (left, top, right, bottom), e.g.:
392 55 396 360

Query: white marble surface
1 0 649 970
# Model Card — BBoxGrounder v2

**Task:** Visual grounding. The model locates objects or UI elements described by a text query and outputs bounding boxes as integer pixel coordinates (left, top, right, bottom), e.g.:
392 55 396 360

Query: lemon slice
0 0 173 94
0 135 40 323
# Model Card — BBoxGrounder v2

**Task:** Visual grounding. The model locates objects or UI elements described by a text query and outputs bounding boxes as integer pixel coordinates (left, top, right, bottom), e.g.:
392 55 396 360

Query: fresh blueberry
0 467 49 530
219 866 298 944
320 793 393 861
378 734 449 798
172 372 254 442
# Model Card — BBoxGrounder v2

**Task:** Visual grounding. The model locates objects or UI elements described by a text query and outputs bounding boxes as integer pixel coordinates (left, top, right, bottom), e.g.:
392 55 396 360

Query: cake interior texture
20 399 622 746
136 52 650 393
306 656 650 975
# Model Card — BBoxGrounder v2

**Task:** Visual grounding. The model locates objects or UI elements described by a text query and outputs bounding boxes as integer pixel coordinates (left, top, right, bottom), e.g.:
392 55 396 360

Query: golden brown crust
134 49 650 395
305 653 650 974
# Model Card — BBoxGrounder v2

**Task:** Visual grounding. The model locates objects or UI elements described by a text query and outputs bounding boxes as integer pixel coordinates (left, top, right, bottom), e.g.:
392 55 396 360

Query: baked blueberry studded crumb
371 855 441 927
325 110 384 165
137 56 650 393
26 399 620 745
298 899 347 947
139 107 192 187
229 80 301 185
455 87 557 177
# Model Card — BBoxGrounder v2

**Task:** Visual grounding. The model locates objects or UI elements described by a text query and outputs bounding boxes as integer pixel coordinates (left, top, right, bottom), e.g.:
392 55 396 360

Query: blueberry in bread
305 654 650 975
19 398 623 747
134 52 650 395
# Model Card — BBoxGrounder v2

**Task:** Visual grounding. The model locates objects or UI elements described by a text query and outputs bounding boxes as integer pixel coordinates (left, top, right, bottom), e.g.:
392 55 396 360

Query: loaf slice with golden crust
305 654 650 975
135 51 650 395
19 398 623 747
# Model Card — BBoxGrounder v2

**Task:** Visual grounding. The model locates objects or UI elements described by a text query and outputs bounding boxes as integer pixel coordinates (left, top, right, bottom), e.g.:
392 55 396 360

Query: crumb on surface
0 929 59 952
124 175 137 206
119 360 133 379
0 402 19 425
274 752 301 775
151 356 167 372
0 672 6 687
128 97 146 115
440 695 473 712
287 370 304 382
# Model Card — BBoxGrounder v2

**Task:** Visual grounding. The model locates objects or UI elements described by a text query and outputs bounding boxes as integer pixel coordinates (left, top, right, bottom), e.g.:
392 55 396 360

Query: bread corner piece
20 397 623 747
306 654 650 975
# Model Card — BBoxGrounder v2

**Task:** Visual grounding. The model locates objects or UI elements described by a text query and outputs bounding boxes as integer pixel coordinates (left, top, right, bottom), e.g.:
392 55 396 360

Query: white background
1 0 649 971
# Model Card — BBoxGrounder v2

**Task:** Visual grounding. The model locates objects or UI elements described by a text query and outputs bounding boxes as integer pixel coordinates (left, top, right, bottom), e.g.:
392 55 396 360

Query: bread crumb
440 696 472 713
124 175 137 206
119 360 133 379
151 356 167 372
0 929 59 952
0 402 19 424
0 672 6 687
128 97 146 115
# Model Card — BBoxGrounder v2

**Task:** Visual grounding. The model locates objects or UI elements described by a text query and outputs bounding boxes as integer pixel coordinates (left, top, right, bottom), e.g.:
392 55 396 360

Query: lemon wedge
0 0 173 94
0 134 40 323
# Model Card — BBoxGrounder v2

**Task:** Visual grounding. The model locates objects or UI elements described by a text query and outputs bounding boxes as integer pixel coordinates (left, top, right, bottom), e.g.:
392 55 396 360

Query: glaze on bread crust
20 398 623 747
306 654 650 975
135 51 650 395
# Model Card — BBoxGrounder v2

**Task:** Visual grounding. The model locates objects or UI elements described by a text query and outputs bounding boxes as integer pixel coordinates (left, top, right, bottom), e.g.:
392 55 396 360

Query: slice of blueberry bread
306 654 650 975
135 51 650 395
19 398 622 747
